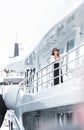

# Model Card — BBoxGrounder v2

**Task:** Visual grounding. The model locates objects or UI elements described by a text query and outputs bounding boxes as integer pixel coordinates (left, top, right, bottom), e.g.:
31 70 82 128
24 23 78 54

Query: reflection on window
67 39 74 52
66 39 75 76
29 55 32 64
59 48 64 54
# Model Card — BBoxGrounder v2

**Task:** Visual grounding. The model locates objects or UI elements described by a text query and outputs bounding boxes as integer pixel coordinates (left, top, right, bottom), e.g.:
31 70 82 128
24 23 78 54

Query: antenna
14 43 19 57
14 34 19 57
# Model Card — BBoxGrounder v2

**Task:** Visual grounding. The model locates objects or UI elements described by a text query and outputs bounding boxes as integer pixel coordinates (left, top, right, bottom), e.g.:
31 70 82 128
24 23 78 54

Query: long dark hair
51 48 59 56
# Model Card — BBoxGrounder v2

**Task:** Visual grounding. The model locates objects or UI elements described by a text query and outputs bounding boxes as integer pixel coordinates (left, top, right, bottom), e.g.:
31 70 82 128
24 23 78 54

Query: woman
51 48 63 85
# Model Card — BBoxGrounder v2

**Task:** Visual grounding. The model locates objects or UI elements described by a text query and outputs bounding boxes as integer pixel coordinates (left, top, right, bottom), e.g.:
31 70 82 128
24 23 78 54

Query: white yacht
1 2 84 130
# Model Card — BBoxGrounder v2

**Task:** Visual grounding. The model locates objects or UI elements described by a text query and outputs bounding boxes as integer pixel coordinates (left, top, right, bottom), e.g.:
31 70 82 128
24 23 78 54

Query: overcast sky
0 0 84 68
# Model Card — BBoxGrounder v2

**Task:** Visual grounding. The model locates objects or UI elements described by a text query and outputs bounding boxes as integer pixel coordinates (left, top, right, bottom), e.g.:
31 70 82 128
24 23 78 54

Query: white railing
6 110 24 130
17 42 84 94
7 42 84 128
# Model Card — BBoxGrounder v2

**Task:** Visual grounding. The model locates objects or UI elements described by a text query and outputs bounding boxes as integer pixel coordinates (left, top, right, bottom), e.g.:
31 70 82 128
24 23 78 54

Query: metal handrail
19 42 84 86
17 42 84 86
6 110 24 130
14 42 84 108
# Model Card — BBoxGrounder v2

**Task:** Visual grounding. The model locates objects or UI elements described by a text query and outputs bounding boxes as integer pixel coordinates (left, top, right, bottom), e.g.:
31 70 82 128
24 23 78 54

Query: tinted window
67 39 74 52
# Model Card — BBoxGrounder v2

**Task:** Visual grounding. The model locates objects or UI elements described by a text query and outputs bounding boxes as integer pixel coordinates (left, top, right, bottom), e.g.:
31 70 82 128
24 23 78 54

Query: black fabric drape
0 94 7 127
54 63 63 85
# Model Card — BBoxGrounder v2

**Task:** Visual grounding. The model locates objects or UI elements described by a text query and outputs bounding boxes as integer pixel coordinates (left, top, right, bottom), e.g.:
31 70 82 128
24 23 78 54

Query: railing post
32 74 34 93
41 70 43 90
36 72 38 92
59 59 61 84
46 66 48 88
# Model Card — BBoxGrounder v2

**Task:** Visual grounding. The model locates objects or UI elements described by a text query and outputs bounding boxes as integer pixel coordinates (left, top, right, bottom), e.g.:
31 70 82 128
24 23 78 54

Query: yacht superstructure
1 2 84 130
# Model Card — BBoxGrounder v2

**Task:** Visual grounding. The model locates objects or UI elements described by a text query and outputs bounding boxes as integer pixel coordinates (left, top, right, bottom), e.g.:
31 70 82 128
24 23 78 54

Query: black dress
0 95 7 127
54 62 63 85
